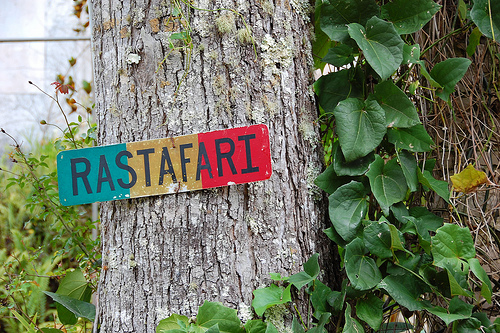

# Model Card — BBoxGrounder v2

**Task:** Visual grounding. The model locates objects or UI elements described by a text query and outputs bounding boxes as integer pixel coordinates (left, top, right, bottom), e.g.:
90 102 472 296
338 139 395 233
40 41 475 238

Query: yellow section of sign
127 134 201 197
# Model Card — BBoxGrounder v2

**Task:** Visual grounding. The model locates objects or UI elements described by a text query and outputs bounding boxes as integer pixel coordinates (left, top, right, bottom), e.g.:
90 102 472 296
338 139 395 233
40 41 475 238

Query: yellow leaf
450 164 488 193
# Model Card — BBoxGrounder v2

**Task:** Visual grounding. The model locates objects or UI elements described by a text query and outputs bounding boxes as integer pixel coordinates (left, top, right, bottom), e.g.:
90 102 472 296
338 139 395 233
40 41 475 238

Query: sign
57 124 272 206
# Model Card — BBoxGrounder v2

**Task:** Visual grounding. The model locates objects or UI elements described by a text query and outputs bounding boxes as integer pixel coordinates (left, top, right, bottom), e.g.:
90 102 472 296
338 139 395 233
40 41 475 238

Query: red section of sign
198 124 272 188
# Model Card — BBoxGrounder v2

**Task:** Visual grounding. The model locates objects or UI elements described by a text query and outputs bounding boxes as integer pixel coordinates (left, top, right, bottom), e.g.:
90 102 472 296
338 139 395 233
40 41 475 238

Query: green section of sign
57 143 130 206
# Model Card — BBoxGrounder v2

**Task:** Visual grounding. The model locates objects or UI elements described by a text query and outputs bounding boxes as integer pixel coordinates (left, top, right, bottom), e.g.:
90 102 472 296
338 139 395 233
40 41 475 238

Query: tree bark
91 0 337 331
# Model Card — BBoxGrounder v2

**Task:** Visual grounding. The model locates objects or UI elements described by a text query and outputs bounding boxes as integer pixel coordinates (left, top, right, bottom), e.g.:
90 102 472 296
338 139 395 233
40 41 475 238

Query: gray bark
91 0 337 331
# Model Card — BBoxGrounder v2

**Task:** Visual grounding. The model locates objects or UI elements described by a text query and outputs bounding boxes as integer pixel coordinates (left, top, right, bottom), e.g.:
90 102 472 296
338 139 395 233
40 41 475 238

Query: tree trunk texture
91 0 337 331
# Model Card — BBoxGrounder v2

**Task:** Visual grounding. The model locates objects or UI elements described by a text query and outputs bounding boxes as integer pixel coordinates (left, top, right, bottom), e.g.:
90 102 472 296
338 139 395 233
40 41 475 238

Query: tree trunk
91 0 336 331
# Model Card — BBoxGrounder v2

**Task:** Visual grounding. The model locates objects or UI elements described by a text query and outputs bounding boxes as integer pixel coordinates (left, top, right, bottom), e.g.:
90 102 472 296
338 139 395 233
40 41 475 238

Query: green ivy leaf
356 293 383 330
329 181 369 243
453 317 483 332
372 81 420 128
387 124 435 152
378 274 426 311
366 155 407 215
425 297 473 326
432 224 476 269
307 313 331 333
315 163 352 195
470 0 500 41
310 280 334 319
313 0 333 69
288 253 320 290
324 227 348 247
468 258 492 303
345 238 383 290
431 225 475 297
196 301 244 333
43 292 95 322
363 221 393 259
348 17 404 80
403 43 421 65
467 27 483 57
397 150 418 192
252 285 292 317
292 317 306 333
333 142 375 176
245 320 278 333
40 329 65 333
314 69 363 114
429 58 472 101
417 169 450 203
156 314 190 333
334 98 386 162
54 270 92 325
380 0 441 34
322 44 355 66
409 206 444 246
329 279 348 313
342 304 365 333
320 0 379 43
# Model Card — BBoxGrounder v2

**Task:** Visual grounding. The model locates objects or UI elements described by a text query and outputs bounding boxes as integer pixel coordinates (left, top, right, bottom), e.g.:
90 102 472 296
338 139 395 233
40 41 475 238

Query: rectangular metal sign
57 124 272 206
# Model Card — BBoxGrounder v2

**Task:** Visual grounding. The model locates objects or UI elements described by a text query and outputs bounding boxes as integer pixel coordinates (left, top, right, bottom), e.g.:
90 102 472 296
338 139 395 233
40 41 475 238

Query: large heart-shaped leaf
381 0 441 34
54 270 92 325
372 81 420 128
334 98 386 162
322 44 355 67
417 168 450 203
397 150 418 192
430 58 471 101
470 0 500 41
252 285 292 317
314 69 362 113
403 43 421 65
363 221 393 259
43 292 95 322
320 0 380 43
387 124 434 152
329 181 369 243
157 313 190 333
315 163 352 195
366 155 407 215
345 238 383 290
314 69 363 113
432 224 476 269
333 142 375 176
425 297 473 326
348 17 404 80
196 301 244 333
356 293 383 330
378 274 426 311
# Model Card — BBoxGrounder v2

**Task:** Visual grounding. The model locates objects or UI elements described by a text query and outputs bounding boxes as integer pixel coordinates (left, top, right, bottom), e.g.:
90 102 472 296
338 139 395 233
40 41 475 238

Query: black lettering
71 157 92 196
115 150 137 189
159 147 177 184
137 148 155 187
179 143 193 182
196 142 213 180
97 155 115 193
215 138 237 177
238 134 259 174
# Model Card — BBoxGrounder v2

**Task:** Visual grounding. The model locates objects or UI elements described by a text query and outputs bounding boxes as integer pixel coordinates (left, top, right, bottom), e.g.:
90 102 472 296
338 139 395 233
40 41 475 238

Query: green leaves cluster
312 0 497 331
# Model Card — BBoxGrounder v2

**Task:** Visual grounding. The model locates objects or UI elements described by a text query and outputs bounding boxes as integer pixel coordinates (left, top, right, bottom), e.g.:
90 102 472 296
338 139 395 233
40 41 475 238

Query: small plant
0 81 98 333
